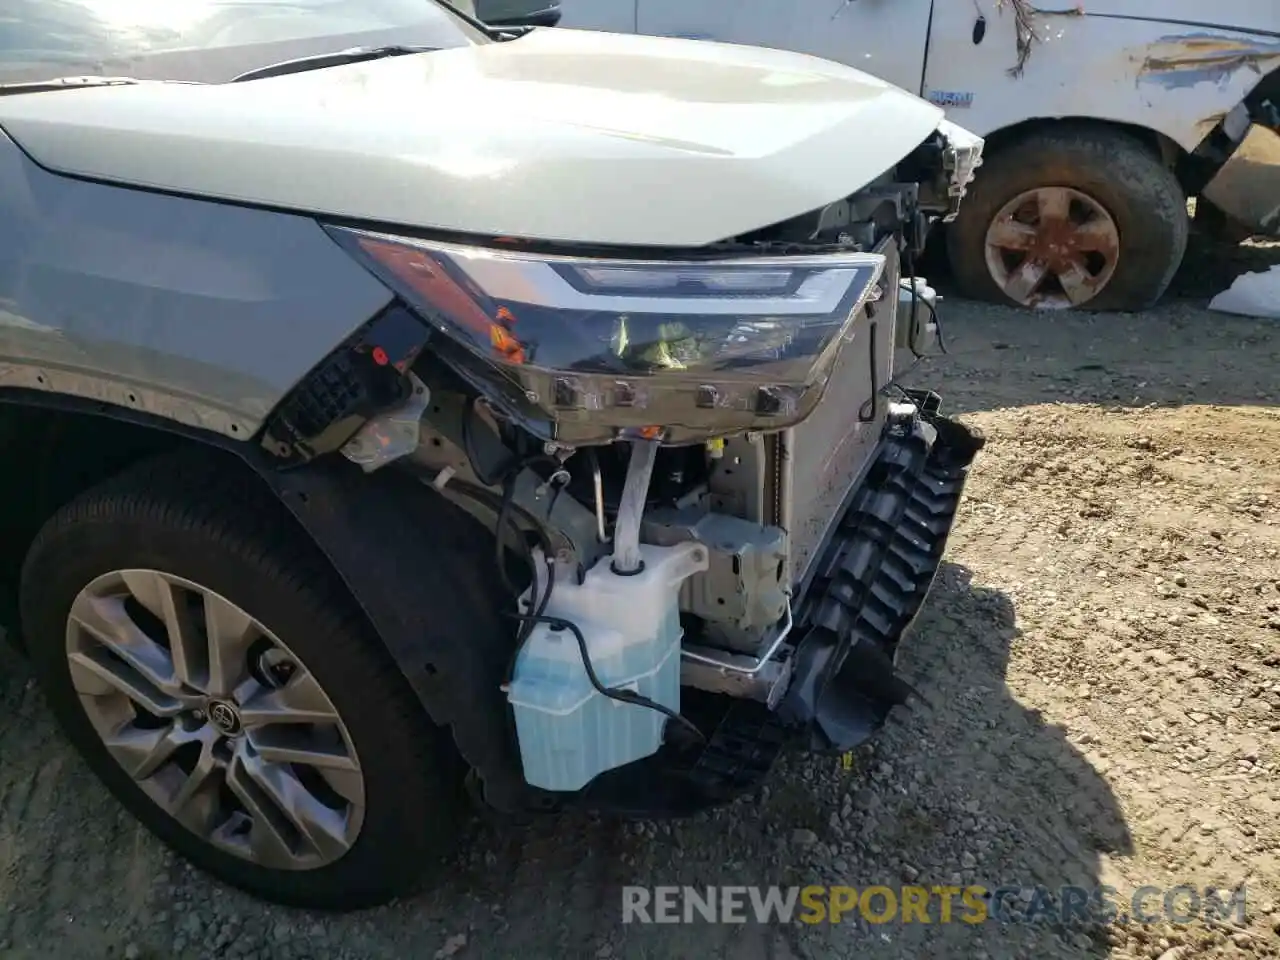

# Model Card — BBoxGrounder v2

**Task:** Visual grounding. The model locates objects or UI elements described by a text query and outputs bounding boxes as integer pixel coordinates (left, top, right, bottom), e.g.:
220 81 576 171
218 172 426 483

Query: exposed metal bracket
590 450 608 543
707 433 768 523
681 653 793 709
680 600 795 706
682 599 794 676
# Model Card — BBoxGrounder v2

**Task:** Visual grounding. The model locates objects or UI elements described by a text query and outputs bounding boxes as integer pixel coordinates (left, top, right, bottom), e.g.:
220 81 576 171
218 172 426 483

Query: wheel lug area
256 648 297 688
212 737 236 765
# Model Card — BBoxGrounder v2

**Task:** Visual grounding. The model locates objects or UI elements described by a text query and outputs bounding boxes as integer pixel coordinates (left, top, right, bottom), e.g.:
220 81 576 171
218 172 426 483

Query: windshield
0 0 487 86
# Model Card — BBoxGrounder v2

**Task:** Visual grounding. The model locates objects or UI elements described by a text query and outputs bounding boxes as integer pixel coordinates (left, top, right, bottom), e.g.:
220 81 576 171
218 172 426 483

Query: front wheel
19 451 462 910
946 126 1189 311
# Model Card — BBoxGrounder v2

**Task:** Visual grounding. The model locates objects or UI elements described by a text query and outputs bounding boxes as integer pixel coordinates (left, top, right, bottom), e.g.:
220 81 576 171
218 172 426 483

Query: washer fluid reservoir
506 541 708 791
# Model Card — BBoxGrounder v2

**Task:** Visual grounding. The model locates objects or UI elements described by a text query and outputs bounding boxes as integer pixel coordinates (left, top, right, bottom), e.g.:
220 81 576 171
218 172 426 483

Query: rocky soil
2 237 1278 960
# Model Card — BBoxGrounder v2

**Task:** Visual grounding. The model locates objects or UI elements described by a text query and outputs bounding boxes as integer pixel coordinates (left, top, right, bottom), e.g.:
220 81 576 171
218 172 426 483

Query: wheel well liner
0 392 532 812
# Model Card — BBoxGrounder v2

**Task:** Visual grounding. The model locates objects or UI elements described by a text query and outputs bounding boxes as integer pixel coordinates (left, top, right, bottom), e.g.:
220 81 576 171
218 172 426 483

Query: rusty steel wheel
982 186 1120 309
946 126 1187 312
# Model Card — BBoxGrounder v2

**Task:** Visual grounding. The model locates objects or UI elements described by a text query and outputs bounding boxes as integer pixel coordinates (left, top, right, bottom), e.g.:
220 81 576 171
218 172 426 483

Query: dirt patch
1 244 1278 959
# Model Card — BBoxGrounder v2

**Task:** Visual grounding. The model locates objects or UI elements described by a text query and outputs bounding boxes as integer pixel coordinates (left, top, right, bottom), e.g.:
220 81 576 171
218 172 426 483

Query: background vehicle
0 2 983 909
559 0 1280 311
449 0 562 27
474 0 562 27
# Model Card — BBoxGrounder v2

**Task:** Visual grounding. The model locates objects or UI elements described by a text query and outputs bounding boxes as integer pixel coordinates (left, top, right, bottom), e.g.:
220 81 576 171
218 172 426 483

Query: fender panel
0 130 394 440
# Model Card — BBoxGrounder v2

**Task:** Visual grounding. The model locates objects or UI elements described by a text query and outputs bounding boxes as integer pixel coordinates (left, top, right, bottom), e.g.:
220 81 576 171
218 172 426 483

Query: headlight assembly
327 227 885 444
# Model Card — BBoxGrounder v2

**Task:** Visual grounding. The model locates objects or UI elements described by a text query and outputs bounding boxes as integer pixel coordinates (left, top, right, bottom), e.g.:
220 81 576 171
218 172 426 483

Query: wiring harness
455 397 705 745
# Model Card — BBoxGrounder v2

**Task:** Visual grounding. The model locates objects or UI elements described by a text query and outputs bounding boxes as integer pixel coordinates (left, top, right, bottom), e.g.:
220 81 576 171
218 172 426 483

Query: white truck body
561 0 1280 309
562 0 1277 154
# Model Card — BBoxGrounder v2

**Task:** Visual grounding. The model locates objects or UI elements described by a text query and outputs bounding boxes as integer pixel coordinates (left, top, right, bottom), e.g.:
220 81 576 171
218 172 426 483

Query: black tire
18 449 461 910
946 125 1189 311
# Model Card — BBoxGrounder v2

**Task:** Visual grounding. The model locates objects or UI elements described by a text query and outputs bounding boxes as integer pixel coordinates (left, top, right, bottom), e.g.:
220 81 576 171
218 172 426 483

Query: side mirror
484 4 563 28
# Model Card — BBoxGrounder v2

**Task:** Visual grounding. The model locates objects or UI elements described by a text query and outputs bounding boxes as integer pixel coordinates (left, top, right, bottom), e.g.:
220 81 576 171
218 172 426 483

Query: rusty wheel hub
983 186 1120 309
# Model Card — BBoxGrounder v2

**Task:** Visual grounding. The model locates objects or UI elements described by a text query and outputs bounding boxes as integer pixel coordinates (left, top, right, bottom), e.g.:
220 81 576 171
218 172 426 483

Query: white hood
0 29 944 247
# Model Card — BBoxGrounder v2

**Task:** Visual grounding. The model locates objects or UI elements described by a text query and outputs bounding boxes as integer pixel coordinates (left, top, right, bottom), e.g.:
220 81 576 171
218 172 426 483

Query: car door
635 0 933 95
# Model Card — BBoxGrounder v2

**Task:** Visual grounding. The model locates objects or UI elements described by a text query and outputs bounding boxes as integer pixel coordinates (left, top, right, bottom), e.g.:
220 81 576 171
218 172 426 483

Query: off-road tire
946 125 1189 311
19 449 461 910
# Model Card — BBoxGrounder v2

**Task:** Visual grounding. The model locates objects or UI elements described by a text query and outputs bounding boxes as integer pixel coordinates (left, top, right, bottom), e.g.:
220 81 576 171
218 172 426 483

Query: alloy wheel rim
65 569 365 871
983 185 1120 309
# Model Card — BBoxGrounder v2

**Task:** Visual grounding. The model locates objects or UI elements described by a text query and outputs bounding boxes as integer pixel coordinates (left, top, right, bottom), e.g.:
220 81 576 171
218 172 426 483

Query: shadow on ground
764 560 1134 959
1168 233 1280 301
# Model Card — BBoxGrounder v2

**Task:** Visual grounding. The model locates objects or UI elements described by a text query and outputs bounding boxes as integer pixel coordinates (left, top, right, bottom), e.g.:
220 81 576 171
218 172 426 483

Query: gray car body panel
0 131 394 439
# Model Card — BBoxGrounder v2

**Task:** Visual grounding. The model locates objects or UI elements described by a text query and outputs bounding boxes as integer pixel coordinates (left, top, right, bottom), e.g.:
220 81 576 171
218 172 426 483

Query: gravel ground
2 236 1278 960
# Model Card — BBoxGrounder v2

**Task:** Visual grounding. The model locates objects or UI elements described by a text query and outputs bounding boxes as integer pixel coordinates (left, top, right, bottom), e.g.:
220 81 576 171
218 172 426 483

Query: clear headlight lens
328 227 886 443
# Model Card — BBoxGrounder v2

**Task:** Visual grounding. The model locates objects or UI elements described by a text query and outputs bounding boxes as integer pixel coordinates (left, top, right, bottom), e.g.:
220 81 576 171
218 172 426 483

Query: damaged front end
266 123 986 816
